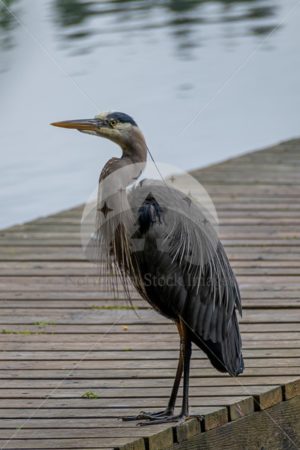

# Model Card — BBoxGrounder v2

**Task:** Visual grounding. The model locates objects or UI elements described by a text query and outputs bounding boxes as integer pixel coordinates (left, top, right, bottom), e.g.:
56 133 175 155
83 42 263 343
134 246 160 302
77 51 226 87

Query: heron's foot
138 413 204 426
122 409 173 422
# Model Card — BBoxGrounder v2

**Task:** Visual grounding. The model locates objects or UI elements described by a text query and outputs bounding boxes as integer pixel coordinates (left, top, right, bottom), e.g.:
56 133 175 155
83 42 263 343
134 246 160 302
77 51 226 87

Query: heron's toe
121 409 173 422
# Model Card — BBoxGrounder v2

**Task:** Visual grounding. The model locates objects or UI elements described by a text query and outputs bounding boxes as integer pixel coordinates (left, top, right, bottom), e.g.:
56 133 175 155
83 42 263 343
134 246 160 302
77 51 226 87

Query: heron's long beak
51 119 101 132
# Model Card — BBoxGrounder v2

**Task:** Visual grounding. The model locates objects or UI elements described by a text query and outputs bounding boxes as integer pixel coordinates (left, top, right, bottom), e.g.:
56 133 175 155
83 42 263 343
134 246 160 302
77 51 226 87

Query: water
0 0 299 229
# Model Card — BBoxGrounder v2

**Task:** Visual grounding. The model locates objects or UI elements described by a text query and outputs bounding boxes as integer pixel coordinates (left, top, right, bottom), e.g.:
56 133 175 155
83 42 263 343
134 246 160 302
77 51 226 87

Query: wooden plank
228 396 254 421
144 427 173 450
0 358 298 370
201 407 228 431
3 262 300 277
0 331 299 342
0 396 253 409
253 386 283 410
1 289 299 300
0 322 299 334
0 367 298 380
0 376 296 390
283 379 300 400
173 418 201 443
0 437 137 449
0 406 219 420
1 339 300 351
1 298 300 309
0 308 299 323
0 349 299 360
0 385 280 399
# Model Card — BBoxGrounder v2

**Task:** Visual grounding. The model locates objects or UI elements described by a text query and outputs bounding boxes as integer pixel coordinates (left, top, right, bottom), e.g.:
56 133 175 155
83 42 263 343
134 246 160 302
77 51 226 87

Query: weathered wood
0 348 298 359
0 330 298 342
0 367 298 381
202 406 228 431
283 379 300 400
143 427 174 450
0 406 221 420
0 396 251 409
0 322 298 333
0 385 279 399
169 396 300 450
228 396 254 421
0 357 297 371
253 386 283 410
1 339 300 351
173 418 201 443
0 308 299 323
0 376 295 390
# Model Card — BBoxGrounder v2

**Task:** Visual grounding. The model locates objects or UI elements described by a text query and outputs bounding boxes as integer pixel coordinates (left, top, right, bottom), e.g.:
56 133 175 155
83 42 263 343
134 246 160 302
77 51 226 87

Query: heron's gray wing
128 180 243 375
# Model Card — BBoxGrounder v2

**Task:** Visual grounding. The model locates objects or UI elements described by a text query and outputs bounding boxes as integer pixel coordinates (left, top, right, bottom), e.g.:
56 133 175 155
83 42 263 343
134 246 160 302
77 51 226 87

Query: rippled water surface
0 0 299 228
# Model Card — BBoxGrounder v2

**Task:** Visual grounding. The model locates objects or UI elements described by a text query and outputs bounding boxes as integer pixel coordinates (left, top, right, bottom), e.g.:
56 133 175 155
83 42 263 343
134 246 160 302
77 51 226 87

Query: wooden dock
0 139 299 449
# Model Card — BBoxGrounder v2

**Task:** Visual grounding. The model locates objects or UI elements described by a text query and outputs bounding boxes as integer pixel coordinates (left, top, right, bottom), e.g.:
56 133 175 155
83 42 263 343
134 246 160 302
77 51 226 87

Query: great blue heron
52 111 244 424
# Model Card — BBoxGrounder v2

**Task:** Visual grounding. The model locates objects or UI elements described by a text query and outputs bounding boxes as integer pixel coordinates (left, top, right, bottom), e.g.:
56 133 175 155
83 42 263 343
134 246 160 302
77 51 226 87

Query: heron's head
51 111 143 150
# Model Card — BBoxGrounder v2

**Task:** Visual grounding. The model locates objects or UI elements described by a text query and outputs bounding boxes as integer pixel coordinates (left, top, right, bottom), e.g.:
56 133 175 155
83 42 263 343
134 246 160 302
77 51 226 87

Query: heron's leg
136 323 201 426
122 321 184 421
164 326 184 414
181 325 192 417
140 321 185 418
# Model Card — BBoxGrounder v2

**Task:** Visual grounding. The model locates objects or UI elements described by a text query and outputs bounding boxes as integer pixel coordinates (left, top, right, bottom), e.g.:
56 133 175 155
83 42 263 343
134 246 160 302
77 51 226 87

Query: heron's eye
109 119 118 127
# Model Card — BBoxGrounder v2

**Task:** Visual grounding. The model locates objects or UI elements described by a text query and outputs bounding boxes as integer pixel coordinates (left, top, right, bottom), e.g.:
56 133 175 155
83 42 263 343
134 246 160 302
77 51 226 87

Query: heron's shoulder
100 157 121 181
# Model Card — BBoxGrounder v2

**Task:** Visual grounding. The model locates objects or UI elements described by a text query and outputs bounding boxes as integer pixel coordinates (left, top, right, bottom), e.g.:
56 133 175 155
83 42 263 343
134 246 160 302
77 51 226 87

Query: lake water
0 0 299 228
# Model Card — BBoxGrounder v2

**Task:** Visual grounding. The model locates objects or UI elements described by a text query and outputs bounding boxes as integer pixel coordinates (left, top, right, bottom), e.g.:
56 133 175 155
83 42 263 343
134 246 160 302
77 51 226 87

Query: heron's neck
97 130 148 233
121 127 148 165
100 127 147 184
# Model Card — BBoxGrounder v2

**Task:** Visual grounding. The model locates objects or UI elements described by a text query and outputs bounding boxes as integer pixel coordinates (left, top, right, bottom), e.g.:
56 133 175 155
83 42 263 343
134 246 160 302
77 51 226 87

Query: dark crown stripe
107 112 137 126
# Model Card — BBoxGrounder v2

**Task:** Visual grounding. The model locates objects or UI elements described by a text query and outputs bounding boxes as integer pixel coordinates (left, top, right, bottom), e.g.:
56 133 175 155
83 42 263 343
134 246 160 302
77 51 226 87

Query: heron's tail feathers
191 313 244 376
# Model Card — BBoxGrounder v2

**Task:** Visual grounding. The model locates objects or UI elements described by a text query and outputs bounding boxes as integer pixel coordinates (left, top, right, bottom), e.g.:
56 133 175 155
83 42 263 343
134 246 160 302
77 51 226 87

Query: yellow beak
51 119 101 132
